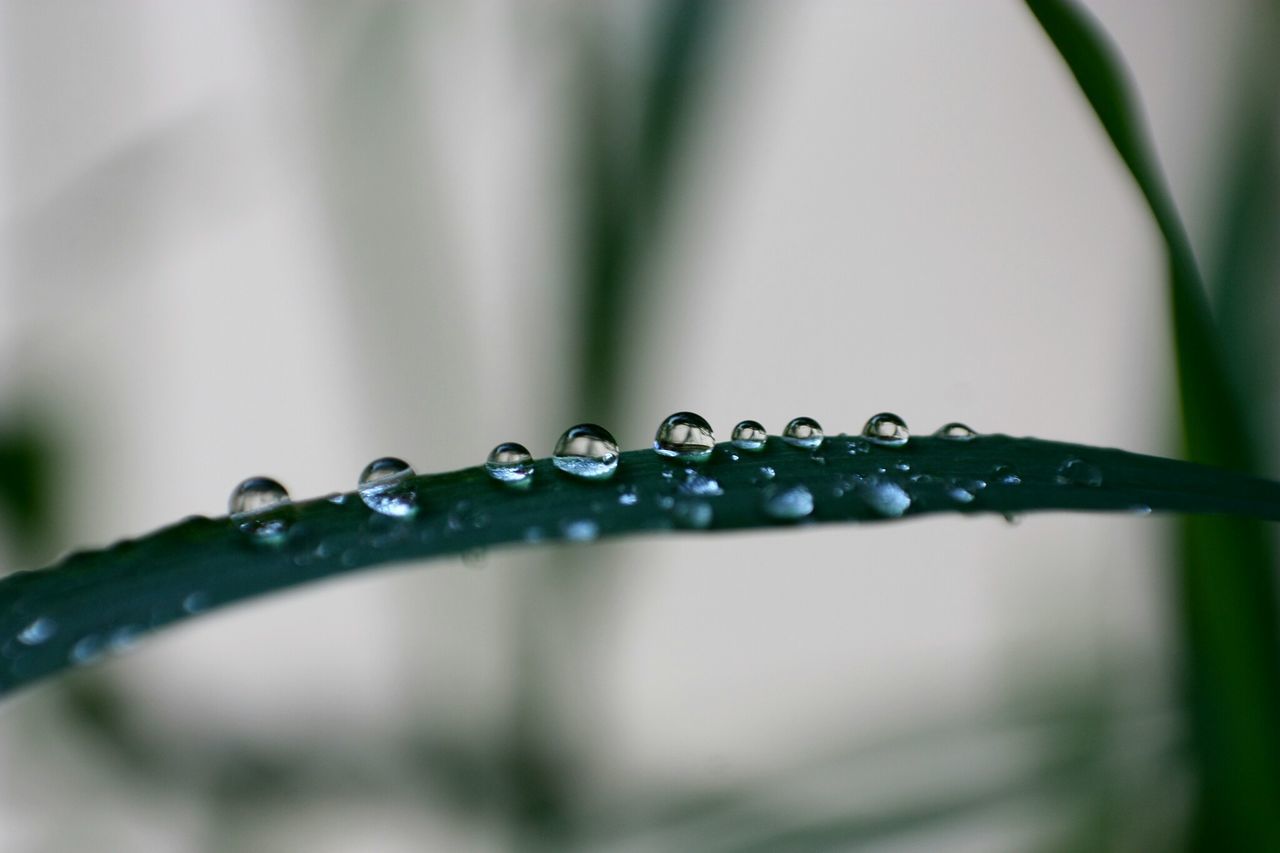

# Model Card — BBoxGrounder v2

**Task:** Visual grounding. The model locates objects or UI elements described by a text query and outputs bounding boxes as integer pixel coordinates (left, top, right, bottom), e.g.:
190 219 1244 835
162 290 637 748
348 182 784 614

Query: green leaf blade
5 433 1280 701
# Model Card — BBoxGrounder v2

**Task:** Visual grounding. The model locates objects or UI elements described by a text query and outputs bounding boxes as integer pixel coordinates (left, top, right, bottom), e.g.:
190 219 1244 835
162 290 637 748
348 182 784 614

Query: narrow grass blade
1025 1 1280 846
5 432 1280 701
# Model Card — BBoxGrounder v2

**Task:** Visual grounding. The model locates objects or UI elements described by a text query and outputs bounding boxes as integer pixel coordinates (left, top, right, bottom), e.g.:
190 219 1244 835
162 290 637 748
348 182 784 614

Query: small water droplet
862 413 910 447
617 484 640 506
182 591 211 614
763 485 814 521
69 634 105 666
782 417 824 450
846 437 871 455
894 461 911 472
1131 504 1153 515
17 617 56 646
553 424 619 480
653 412 715 462
731 420 768 452
861 479 912 517
671 500 714 529
1056 458 1102 487
992 465 1022 486
358 457 418 517
108 625 143 653
486 442 535 487
229 476 290 515
561 518 600 542
325 492 347 504
752 465 777 485
678 470 724 497
947 487 975 504
935 422 977 440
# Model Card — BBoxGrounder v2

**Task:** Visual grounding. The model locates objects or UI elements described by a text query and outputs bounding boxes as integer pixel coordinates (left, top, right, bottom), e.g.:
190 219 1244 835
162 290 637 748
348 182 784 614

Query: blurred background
1 1 1277 850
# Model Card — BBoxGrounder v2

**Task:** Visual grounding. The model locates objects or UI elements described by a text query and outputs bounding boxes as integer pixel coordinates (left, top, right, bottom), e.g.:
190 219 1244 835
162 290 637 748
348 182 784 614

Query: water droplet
678 470 723 497
553 424 619 480
1056 458 1102 487
763 485 814 521
861 479 912 517
485 442 535 487
752 465 776 485
992 465 1022 486
862 413 910 447
358 457 418 517
561 518 600 542
782 417 824 450
617 484 640 506
325 492 347 505
69 634 105 666
1131 504 1153 516
229 477 293 543
731 420 768 452
182 591 211 614
947 487 975 504
17 617 56 646
935 422 977 440
653 412 715 462
108 625 143 653
671 500 714 529
229 476 290 516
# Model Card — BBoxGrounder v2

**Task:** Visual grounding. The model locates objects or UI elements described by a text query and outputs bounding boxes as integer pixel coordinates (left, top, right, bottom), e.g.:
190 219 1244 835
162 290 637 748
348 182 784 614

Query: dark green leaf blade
4 433 1280 701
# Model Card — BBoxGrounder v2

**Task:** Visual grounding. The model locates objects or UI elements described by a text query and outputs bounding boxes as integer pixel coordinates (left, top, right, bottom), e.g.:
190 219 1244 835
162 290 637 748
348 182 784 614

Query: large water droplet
553 424 619 480
229 476 292 542
1056 458 1102 487
229 477 289 515
934 422 976 440
861 479 912 517
486 442 535 487
763 485 814 521
862 413 910 447
653 412 715 462
358 457 419 517
17 617 56 646
782 417 824 450
731 420 768 452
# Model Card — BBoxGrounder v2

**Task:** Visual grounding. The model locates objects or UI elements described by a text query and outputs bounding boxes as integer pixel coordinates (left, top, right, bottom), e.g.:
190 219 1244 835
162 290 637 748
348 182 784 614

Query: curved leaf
4 432 1280 700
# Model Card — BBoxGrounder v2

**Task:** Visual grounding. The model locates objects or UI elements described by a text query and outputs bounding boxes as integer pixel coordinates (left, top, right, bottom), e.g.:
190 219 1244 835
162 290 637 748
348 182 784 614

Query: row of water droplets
226 411 1105 541
6 413 1110 671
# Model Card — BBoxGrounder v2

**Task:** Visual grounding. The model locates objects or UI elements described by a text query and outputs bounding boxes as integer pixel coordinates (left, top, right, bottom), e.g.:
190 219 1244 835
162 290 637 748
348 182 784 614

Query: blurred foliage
1026 0 1280 848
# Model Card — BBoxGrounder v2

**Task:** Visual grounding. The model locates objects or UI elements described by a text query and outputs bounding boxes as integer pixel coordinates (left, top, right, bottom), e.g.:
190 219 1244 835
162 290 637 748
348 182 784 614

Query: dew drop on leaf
861 479 912 517
561 518 600 542
229 477 290 515
228 476 293 542
934 422 977 440
653 412 715 462
731 420 768 451
17 617 56 646
763 485 814 521
1056 458 1103 487
862 413 910 447
553 424 619 480
671 499 714 529
358 457 418 517
485 442 534 487
782 417 824 450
